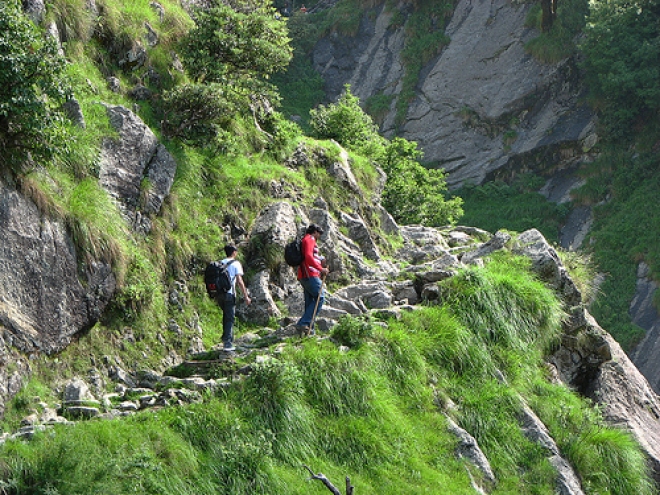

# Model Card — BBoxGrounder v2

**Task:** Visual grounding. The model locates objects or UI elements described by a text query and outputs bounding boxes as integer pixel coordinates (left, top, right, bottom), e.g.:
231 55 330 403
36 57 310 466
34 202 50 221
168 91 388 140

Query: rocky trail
5 224 660 492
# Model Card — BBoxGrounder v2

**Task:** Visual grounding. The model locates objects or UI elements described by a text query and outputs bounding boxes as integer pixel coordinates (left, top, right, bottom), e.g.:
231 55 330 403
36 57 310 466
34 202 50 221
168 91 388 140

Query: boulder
0 178 115 355
98 105 177 233
513 229 581 307
446 416 496 485
461 230 512 265
243 270 281 326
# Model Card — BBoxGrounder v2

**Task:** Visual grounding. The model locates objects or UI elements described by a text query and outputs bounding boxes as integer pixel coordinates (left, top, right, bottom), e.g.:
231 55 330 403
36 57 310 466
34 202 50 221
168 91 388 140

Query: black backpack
284 238 303 267
204 260 235 299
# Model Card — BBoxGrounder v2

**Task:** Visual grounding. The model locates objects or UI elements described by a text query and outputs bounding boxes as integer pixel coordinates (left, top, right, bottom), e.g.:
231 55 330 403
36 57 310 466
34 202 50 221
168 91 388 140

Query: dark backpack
204 260 235 299
284 238 303 267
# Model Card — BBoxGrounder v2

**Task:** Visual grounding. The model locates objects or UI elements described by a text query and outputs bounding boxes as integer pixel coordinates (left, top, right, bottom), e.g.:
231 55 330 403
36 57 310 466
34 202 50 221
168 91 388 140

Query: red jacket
297 234 324 279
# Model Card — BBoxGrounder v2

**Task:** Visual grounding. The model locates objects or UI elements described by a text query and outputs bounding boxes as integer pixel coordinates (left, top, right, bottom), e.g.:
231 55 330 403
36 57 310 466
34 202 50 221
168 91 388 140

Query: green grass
453 175 570 244
1 257 652 494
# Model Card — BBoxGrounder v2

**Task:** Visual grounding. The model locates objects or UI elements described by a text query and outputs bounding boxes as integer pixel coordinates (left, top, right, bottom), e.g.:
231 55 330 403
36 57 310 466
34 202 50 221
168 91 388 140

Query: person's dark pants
297 277 324 330
217 292 236 346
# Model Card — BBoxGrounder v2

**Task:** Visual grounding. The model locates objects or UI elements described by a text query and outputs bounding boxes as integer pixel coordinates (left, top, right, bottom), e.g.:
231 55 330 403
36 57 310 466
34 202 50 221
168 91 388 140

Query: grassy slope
1 257 653 494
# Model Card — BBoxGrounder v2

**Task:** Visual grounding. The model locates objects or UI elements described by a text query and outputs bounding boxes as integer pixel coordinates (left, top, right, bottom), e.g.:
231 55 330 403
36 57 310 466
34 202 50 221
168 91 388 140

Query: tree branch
303 465 343 495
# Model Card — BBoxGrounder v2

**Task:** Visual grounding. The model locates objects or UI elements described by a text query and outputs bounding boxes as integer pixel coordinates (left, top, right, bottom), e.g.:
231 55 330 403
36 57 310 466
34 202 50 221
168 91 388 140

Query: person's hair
224 245 237 256
306 224 324 235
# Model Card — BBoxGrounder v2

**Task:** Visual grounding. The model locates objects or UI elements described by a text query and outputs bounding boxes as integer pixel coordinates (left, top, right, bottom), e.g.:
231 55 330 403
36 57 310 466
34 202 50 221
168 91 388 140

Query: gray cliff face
99 105 177 234
313 4 405 105
312 0 597 188
630 263 660 394
0 105 176 412
0 177 115 357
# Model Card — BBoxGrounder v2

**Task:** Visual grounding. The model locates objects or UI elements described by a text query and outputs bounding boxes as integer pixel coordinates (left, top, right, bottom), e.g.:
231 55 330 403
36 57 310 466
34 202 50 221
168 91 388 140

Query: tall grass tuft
569 427 654 495
439 254 564 355
66 178 128 275
238 359 315 462
292 344 379 418
394 306 493 376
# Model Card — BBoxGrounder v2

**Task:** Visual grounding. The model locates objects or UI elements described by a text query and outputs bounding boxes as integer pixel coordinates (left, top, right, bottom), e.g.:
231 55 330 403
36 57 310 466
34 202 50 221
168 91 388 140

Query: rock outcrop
99 105 177 234
312 0 597 188
630 262 660 394
0 177 115 356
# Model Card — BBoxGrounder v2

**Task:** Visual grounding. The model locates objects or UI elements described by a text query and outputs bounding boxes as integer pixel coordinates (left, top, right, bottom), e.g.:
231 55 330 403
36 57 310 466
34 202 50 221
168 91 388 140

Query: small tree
179 0 292 97
381 138 463 227
309 86 462 227
0 0 71 173
310 85 386 155
164 0 293 145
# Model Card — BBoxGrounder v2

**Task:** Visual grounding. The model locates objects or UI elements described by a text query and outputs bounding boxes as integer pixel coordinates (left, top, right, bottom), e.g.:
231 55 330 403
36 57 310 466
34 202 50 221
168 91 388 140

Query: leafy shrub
310 87 463 226
162 83 236 144
179 0 292 93
581 0 660 140
331 315 375 348
381 137 463 226
0 0 71 173
310 85 386 156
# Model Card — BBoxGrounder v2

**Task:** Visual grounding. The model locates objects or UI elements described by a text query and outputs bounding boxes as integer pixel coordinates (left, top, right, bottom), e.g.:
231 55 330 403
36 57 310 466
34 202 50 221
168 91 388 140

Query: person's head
224 244 238 257
306 224 324 238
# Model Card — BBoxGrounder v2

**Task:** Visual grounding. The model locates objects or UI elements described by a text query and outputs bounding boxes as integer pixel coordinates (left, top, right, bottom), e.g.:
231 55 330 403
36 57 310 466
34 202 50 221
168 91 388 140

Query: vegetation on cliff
0 0 657 493
455 0 660 351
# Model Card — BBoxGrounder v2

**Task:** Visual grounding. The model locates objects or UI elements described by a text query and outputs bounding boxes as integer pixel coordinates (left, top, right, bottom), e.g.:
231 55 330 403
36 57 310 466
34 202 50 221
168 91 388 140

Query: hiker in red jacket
296 224 329 335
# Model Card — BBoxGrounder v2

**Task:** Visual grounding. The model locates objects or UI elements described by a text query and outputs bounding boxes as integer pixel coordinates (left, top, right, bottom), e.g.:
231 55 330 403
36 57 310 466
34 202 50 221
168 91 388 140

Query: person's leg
297 277 323 328
296 279 313 328
308 276 324 332
221 293 236 347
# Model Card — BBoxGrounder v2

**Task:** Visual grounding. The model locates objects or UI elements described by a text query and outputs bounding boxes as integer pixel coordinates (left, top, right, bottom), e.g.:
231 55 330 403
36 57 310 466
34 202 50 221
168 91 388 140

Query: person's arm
236 274 251 305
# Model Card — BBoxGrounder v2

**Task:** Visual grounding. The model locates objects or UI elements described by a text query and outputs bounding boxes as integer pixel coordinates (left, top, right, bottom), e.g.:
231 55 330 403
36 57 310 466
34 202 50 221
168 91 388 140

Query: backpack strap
223 259 237 287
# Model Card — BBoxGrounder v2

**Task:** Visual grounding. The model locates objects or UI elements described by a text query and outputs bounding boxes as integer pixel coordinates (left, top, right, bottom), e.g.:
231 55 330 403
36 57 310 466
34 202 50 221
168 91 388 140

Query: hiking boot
223 344 236 352
296 325 310 337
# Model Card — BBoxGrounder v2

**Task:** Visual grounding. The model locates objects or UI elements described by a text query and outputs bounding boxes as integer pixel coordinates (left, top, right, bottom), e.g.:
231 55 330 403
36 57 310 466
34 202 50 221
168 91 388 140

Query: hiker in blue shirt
218 245 251 351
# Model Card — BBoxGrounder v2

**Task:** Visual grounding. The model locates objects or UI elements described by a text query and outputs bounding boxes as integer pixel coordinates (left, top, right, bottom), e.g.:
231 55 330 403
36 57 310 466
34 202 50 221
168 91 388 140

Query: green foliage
310 88 462 226
330 315 375 348
0 0 72 173
525 0 589 63
65 178 128 269
381 137 463 226
310 85 386 154
439 254 564 355
238 359 315 461
454 175 570 244
165 0 298 148
1 264 654 493
162 83 237 144
180 0 292 91
581 0 660 141
568 427 653 494
574 150 660 349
